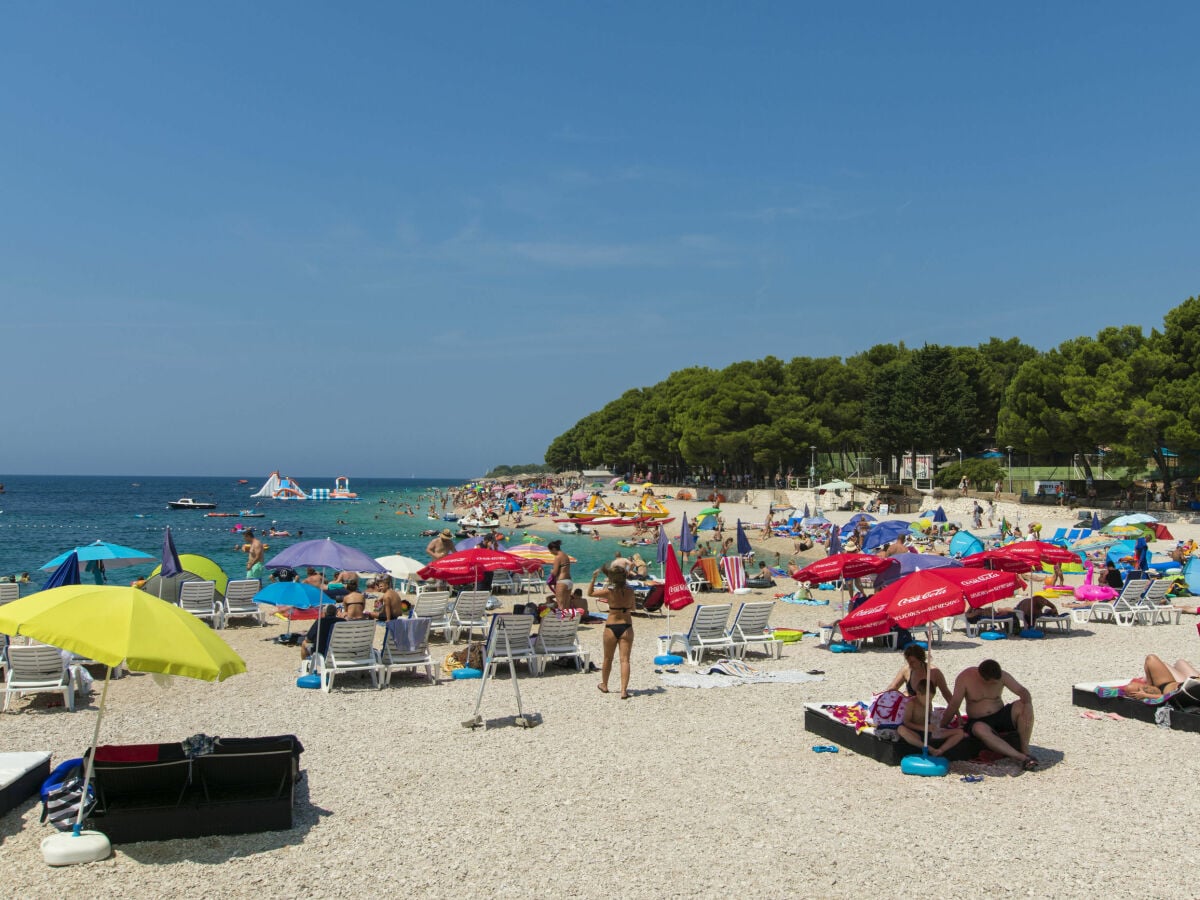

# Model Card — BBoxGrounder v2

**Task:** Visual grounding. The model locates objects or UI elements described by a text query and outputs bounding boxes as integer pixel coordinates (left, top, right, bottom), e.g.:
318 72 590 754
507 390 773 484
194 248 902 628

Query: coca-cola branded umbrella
840 568 1021 641
417 548 540 586
791 553 891 584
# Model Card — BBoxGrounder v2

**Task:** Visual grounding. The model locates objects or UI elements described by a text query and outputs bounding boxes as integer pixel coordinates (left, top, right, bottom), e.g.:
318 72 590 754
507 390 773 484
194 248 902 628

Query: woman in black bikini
589 564 636 699
886 644 952 704
1123 654 1200 700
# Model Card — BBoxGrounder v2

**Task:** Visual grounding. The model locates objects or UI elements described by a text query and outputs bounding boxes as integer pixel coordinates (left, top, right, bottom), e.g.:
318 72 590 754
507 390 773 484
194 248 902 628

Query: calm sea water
0 475 626 589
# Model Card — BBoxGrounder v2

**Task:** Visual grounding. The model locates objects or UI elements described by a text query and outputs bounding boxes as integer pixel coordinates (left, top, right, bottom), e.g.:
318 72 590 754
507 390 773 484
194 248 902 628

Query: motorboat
459 517 500 529
240 510 265 518
167 498 216 510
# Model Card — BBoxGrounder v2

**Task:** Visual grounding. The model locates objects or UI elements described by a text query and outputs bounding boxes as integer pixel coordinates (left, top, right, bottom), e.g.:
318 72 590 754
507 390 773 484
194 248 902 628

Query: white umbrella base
42 830 111 865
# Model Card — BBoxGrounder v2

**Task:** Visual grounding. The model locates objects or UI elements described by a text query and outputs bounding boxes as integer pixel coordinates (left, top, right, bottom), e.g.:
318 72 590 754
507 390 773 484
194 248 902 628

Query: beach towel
385 617 430 653
721 556 747 592
659 667 824 689
697 557 724 590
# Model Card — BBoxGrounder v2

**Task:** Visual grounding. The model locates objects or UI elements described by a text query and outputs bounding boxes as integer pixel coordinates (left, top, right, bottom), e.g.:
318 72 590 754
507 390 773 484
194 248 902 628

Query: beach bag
642 585 665 612
869 690 909 729
40 758 95 831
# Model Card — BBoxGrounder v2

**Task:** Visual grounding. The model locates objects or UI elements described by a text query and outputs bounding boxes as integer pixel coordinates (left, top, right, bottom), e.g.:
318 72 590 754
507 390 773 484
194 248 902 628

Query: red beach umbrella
839 568 1022 641
791 552 891 583
417 548 541 586
998 541 1078 565
960 550 1036 574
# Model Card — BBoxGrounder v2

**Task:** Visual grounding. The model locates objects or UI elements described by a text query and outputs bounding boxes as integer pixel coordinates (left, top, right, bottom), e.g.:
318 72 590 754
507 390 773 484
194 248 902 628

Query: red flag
663 546 694 611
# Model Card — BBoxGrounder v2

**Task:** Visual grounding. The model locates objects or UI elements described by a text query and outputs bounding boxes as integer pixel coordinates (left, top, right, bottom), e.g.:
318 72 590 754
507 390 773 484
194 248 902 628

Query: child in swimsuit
897 679 966 757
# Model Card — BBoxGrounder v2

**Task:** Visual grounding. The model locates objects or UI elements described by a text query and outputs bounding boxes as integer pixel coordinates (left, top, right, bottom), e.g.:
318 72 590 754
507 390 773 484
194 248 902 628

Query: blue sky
3 4 1197 477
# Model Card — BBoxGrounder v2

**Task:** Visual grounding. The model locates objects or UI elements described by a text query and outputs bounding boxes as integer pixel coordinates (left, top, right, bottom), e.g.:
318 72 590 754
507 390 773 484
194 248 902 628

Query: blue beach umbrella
736 520 752 556
1091 511 1102 531
43 551 82 590
803 503 811 519
656 524 670 565
678 513 696 555
41 540 156 572
827 527 842 556
861 520 911 552
932 506 947 524
253 580 328 610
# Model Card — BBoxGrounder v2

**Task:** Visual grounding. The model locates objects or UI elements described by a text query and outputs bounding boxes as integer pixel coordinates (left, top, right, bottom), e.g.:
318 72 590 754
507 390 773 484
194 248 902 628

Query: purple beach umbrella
678 513 696 555
161 526 183 579
266 537 386 574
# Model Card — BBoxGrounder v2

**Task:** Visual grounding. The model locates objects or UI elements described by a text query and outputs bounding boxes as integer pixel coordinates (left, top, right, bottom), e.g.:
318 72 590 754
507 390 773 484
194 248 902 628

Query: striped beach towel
720 556 747 592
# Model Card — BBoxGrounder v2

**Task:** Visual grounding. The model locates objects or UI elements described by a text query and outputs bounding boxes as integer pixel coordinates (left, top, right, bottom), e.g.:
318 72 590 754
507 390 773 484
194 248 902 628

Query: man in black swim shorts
941 659 1039 771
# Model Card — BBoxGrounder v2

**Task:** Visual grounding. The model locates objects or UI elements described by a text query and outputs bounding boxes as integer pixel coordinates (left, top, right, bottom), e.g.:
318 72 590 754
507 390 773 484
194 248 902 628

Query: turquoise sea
0 475 627 589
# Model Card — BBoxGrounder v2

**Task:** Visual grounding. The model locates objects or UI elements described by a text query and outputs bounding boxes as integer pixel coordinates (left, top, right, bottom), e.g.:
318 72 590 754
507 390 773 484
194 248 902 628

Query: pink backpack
869 690 909 729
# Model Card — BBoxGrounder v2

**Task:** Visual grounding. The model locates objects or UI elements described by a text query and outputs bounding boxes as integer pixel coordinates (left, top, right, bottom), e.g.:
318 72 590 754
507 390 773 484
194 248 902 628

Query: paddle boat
167 498 216 510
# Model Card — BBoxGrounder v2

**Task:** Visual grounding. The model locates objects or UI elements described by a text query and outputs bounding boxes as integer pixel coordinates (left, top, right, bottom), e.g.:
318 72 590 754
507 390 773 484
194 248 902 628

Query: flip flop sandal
807 669 825 675
1021 756 1039 771
811 745 839 753
1079 711 1103 720
1106 712 1125 721
960 775 984 783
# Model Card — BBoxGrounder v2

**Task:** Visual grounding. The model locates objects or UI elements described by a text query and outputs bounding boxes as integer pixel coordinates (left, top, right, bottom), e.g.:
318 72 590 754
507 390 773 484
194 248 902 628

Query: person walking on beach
588 564 635 699
940 659 1038 770
238 529 265 581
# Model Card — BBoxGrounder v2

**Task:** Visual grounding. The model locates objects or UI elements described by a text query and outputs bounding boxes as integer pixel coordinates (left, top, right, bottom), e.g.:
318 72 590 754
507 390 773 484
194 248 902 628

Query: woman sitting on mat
1121 655 1200 700
886 644 952 704
897 679 966 756
588 564 636 699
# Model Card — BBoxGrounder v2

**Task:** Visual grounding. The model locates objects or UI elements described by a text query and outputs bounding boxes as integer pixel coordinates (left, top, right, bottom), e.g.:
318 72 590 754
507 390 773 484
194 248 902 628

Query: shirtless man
940 659 1038 770
303 567 325 589
425 528 455 560
238 529 265 581
548 540 574 611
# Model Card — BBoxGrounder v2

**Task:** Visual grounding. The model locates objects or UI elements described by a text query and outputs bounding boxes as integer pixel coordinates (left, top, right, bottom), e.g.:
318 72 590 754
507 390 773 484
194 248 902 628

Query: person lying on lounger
897 679 966 757
1120 655 1200 700
1015 595 1059 628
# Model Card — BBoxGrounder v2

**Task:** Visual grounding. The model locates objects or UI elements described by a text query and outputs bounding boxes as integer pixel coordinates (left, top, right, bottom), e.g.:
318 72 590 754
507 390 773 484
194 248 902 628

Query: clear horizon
4 3 1197 477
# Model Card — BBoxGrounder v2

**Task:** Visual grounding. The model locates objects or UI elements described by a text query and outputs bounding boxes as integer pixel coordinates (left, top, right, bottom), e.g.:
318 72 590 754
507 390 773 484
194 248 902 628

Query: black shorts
965 702 1017 735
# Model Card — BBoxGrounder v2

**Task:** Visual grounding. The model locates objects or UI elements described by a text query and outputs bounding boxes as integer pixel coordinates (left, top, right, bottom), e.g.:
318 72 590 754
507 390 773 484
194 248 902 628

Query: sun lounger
803 702 1019 765
1072 680 1200 732
726 601 781 658
179 580 222 629
448 591 490 643
313 619 380 692
532 615 590 674
720 556 748 593
667 603 734 664
0 583 19 606
412 591 452 641
1138 580 1179 625
965 612 1017 637
1088 579 1150 626
222 578 265 627
1035 611 1073 633
0 751 51 817
379 618 438 685
2 643 77 712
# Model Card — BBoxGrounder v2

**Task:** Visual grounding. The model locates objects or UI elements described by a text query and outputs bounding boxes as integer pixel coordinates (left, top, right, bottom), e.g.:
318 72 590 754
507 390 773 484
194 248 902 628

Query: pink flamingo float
1074 560 1118 603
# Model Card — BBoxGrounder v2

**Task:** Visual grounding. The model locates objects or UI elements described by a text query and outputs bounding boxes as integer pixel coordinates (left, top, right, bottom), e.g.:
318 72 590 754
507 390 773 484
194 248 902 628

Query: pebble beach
3 492 1199 899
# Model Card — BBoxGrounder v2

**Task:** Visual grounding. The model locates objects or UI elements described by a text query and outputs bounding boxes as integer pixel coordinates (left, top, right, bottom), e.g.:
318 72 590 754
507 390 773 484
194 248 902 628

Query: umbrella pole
74 665 112 835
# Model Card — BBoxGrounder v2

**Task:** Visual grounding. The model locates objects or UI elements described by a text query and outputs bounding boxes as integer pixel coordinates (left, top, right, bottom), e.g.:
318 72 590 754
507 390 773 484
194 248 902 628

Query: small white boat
460 517 500 529
558 523 595 535
167 498 216 510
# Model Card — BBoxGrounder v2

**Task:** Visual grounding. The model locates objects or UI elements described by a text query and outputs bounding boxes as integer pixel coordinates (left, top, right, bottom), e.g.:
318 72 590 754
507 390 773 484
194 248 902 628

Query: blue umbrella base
452 667 483 680
1019 628 1045 639
901 753 949 777
296 673 322 690
654 654 685 666
979 631 1007 641
829 642 858 653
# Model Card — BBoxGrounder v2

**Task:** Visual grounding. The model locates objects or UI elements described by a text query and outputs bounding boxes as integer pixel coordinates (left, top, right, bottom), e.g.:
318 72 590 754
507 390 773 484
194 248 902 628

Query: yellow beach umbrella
0 586 246 863
507 543 576 564
150 553 229 594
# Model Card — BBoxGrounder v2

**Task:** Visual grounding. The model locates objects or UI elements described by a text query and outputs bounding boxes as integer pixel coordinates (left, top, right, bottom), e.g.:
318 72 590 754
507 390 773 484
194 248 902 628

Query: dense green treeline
544 295 1200 481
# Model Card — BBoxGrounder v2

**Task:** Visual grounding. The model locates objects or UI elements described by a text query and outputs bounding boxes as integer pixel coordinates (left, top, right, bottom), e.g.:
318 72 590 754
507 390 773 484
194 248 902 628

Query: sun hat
440 528 453 538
